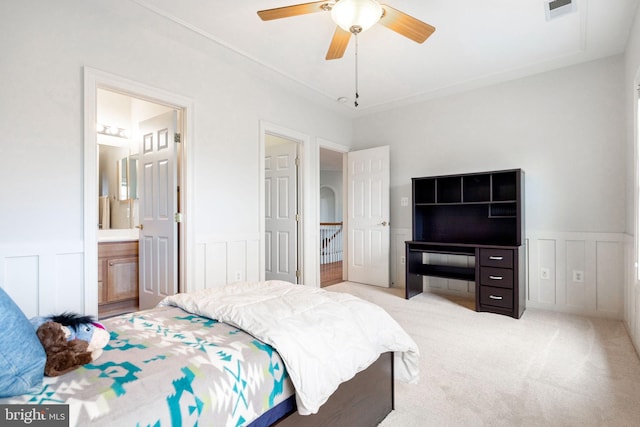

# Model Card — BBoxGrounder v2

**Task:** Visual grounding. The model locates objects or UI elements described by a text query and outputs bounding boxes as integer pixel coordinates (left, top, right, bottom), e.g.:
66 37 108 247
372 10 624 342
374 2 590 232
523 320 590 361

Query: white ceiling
133 0 639 114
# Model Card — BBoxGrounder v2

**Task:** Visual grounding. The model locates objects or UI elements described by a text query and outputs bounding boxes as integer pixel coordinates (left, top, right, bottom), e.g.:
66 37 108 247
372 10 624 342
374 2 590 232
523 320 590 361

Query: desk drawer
479 248 513 268
480 267 513 289
479 286 513 310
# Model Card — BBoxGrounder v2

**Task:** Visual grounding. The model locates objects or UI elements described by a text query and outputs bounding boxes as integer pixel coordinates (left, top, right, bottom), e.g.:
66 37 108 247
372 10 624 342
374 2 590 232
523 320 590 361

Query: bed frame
275 352 394 426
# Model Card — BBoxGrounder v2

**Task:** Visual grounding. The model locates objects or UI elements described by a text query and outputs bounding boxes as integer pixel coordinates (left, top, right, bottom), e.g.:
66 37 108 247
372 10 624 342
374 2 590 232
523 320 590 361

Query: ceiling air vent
544 0 576 21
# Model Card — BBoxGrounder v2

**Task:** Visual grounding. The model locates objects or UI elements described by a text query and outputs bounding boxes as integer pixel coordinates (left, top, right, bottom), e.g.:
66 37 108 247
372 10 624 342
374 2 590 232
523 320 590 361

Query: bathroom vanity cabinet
98 241 139 317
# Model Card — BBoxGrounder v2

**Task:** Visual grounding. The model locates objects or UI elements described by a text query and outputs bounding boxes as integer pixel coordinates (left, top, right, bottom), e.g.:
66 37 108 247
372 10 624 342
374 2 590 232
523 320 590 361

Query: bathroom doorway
83 67 194 316
83 68 193 319
96 89 183 317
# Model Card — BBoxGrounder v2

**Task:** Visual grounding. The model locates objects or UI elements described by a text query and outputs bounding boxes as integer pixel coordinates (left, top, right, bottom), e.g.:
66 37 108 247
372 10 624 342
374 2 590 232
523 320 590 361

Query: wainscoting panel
390 228 629 319
536 239 557 305
48 252 84 316
623 271 636 346
622 239 634 344
193 235 261 292
596 241 624 315
565 240 587 310
632 279 640 351
527 232 628 318
4 255 39 318
628 233 640 351
0 241 84 318
391 228 411 287
1 232 628 322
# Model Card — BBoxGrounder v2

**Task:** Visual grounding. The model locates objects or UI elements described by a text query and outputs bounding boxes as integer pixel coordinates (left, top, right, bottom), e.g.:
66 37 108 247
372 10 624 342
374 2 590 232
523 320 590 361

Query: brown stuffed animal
36 321 94 377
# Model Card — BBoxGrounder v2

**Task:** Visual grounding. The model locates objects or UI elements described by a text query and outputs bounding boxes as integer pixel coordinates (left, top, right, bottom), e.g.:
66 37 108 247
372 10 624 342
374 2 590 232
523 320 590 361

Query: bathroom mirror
117 155 138 201
128 155 138 200
118 157 128 201
98 144 139 230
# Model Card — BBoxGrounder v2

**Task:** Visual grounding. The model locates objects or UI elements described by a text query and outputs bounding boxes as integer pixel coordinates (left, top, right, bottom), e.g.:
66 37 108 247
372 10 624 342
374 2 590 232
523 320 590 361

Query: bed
0 280 419 426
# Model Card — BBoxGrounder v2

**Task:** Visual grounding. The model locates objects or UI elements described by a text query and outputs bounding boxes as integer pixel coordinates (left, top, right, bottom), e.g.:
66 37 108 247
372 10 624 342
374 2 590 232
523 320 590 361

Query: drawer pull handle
489 275 503 280
489 295 503 300
489 256 503 260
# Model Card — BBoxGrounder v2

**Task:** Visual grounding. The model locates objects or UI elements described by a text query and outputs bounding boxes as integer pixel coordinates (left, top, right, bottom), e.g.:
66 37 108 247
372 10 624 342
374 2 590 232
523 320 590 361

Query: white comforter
159 280 419 415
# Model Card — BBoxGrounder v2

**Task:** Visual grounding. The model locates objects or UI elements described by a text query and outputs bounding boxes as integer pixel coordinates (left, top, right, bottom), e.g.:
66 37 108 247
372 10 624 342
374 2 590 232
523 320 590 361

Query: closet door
265 140 299 284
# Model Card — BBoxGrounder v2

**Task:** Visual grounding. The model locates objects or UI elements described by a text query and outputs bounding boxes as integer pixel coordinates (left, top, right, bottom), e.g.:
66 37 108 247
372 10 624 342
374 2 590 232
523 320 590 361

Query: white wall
0 0 352 316
623 4 640 354
354 55 628 319
1 0 635 324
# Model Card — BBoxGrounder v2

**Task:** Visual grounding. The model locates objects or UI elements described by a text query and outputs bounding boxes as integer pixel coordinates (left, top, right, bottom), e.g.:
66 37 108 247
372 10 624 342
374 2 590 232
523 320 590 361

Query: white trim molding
83 67 196 313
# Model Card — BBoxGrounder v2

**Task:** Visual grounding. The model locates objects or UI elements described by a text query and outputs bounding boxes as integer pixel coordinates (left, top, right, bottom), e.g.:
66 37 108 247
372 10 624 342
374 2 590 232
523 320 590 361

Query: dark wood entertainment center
405 169 525 319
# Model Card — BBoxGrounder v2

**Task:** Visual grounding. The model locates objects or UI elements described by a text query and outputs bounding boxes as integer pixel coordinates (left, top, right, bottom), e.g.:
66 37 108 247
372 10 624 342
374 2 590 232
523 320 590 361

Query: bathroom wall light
97 124 130 139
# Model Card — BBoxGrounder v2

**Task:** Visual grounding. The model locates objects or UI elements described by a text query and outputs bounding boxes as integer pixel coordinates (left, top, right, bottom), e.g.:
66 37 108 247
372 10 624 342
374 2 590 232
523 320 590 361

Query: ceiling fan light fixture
331 0 382 33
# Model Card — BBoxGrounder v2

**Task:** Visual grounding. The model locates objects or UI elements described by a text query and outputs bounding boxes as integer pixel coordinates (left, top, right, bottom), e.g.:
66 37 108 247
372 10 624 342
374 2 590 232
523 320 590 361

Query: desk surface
406 241 521 250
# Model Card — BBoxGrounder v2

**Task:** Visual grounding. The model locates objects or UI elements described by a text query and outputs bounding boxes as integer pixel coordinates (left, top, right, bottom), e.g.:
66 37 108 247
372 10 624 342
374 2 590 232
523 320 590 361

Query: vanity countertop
98 229 139 243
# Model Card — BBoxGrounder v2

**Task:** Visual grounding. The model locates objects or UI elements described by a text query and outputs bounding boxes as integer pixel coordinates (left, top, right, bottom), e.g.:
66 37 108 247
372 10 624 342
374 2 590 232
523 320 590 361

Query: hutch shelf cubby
405 169 525 319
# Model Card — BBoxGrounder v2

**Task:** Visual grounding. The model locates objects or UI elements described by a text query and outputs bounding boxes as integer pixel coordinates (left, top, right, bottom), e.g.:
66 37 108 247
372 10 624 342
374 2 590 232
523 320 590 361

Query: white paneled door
347 146 390 287
138 111 178 309
265 140 299 283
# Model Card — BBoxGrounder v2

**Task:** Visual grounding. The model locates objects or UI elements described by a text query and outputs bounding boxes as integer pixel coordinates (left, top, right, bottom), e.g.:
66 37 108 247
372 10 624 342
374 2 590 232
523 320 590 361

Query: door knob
135 224 143 230
380 221 389 226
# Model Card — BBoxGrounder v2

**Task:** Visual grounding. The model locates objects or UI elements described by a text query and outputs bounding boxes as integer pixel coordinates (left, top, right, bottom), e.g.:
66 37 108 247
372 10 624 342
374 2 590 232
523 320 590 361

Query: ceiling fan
257 0 436 60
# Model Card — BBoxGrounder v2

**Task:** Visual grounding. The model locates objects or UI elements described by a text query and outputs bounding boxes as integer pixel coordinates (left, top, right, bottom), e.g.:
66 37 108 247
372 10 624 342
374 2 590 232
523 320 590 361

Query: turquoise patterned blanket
0 306 295 426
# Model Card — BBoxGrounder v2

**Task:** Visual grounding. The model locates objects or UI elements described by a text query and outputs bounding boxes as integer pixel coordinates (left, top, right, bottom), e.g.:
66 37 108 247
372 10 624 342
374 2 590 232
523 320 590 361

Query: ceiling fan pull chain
354 31 359 108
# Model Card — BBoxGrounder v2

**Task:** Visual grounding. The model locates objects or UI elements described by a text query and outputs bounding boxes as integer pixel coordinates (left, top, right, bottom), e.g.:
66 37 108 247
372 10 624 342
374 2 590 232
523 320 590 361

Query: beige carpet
326 282 640 427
